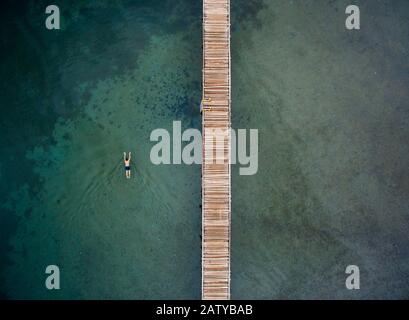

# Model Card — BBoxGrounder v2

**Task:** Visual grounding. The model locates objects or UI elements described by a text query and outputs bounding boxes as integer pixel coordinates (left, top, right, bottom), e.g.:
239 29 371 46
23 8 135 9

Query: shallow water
1 0 408 299
1 0 203 299
231 0 409 299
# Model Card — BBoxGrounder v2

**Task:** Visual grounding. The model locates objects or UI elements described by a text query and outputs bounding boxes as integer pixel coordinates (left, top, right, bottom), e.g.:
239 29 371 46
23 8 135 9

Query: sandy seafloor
0 0 408 299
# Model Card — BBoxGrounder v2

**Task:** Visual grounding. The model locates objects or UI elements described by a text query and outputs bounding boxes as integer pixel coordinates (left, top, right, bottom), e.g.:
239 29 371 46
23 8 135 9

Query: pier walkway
201 0 231 300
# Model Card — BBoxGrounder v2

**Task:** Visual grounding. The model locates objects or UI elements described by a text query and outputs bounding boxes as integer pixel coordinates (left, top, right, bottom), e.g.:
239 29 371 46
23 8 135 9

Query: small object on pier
200 97 213 114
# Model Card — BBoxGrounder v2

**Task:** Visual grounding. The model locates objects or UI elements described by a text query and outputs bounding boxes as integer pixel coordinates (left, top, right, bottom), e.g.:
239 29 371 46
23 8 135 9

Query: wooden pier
202 0 231 300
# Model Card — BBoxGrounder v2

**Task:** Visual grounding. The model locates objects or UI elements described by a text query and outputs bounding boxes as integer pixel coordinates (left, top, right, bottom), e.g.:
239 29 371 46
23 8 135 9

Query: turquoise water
0 0 204 299
1 0 409 299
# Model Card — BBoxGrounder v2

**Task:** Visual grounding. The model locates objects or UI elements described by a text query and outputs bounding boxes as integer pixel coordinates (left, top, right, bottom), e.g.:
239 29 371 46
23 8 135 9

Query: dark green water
1 0 408 299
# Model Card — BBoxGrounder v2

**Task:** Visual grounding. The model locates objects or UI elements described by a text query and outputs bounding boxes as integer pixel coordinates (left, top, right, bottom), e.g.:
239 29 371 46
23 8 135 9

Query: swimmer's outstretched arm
123 152 126 162
128 152 131 161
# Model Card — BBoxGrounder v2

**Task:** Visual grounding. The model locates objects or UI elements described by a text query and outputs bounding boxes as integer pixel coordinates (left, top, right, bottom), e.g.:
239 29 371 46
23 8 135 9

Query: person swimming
123 152 131 179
